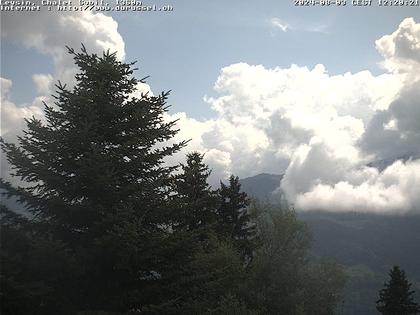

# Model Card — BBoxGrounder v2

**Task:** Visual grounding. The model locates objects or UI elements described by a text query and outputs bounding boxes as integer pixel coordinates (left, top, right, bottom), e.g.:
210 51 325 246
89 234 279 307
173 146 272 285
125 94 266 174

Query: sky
1 1 420 213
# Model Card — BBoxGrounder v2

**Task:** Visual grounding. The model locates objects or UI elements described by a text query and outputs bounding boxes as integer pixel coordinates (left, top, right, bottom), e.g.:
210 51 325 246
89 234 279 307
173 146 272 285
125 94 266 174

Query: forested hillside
240 173 420 315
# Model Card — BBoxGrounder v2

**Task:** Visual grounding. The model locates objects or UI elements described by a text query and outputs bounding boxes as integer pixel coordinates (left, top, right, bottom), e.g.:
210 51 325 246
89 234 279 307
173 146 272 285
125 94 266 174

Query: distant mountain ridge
239 173 283 202
239 173 420 315
366 153 420 171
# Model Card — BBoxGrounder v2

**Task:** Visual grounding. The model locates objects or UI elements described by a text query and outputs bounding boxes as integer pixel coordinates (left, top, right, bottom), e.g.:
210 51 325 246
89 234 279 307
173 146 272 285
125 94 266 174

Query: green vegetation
376 266 420 315
241 174 420 315
0 47 345 315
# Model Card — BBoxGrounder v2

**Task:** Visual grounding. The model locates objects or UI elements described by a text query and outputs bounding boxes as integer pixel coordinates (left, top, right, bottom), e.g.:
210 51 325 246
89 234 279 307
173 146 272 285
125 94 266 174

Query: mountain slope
240 173 420 315
239 173 283 202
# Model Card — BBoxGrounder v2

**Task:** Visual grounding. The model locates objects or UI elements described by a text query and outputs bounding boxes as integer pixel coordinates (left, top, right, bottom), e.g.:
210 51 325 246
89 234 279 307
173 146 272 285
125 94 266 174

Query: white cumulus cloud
294 160 420 213
376 17 420 74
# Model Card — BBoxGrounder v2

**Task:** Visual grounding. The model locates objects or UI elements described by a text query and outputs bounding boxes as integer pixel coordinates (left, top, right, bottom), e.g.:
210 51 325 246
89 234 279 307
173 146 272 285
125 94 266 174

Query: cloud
1 4 125 87
32 74 54 95
1 78 45 141
376 17 420 74
270 18 290 32
198 61 399 175
294 160 420 213
280 138 420 213
1 7 125 59
359 18 420 167
169 60 400 190
360 81 420 161
1 77 47 184
279 18 420 213
269 17 329 34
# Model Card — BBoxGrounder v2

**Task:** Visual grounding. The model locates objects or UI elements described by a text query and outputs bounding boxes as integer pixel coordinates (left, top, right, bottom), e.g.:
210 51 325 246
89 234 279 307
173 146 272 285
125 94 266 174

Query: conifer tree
174 152 218 231
167 154 251 314
0 45 187 313
217 175 255 258
218 175 253 238
376 266 420 315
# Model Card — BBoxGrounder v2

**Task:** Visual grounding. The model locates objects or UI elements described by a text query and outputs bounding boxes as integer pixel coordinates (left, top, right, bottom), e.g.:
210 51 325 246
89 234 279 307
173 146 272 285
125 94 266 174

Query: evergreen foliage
173 152 218 231
217 175 255 258
245 203 346 315
1 46 187 313
376 266 420 315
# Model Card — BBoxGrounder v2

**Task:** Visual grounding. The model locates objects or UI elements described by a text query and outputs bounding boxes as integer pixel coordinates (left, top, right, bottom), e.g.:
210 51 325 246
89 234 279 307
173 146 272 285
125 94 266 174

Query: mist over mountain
240 173 420 315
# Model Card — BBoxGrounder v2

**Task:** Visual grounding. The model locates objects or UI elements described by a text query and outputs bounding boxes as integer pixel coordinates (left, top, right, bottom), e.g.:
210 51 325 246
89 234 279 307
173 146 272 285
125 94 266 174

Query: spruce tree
173 152 218 231
0 45 187 313
217 175 253 237
217 175 255 258
167 153 250 314
376 266 420 315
